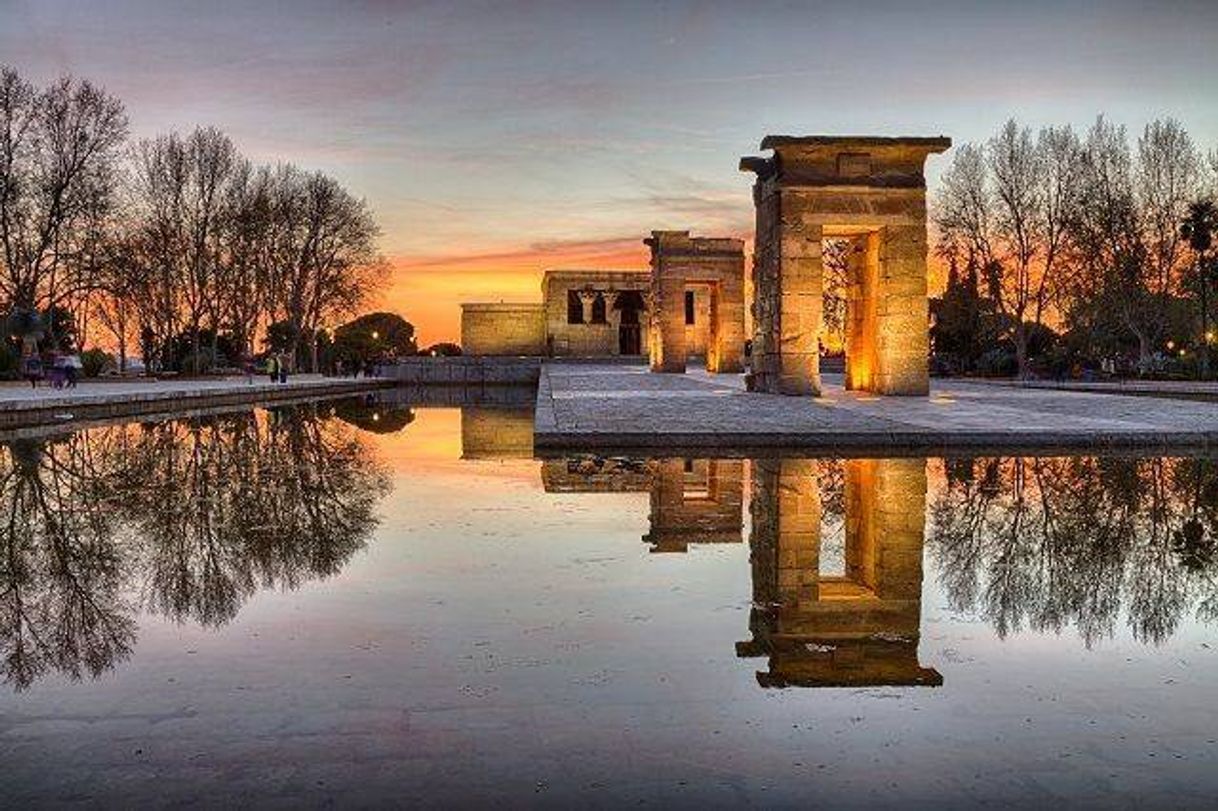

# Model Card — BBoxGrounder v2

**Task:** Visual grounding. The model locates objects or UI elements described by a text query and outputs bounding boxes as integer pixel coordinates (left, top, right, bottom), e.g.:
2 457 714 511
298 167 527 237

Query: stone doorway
614 290 645 355
740 136 950 396
646 230 746 374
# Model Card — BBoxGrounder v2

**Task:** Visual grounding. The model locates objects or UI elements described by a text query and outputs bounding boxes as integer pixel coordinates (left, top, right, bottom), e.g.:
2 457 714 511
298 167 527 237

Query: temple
460 134 949 400
459 232 745 375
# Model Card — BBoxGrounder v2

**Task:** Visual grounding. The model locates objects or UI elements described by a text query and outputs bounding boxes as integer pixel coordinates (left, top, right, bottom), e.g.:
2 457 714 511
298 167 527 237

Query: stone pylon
741 136 950 395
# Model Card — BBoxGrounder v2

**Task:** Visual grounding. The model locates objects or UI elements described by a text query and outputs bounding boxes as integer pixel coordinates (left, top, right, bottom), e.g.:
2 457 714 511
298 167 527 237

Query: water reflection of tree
0 435 135 691
929 456 1218 645
0 405 390 690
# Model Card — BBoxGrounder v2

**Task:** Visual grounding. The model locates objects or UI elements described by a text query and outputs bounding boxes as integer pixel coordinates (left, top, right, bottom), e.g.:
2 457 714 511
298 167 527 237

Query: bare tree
0 67 127 337
1135 119 1202 354
127 127 237 372
987 120 1044 375
265 166 385 371
935 121 1079 377
1037 125 1082 322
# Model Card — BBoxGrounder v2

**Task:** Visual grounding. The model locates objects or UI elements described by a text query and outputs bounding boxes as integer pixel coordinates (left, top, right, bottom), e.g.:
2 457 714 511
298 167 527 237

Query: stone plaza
533 363 1218 452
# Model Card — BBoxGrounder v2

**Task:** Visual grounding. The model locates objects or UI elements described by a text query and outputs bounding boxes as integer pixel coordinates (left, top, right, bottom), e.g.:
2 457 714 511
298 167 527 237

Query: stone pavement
534 364 1218 453
975 377 1218 399
0 375 389 428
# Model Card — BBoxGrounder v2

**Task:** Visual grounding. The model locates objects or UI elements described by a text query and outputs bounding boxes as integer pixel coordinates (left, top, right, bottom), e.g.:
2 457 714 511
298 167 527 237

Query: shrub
80 348 115 377
976 347 1017 377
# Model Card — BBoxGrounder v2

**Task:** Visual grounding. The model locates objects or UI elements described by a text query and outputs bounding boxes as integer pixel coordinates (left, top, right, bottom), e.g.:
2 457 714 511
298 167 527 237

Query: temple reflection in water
542 456 744 553
738 458 940 688
537 447 940 688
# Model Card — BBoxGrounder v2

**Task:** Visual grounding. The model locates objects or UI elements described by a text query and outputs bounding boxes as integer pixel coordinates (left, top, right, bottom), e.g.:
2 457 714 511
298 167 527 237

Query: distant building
461 267 715 359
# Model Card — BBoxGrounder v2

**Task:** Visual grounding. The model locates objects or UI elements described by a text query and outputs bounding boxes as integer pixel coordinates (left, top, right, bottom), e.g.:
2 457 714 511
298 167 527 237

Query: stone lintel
741 135 951 189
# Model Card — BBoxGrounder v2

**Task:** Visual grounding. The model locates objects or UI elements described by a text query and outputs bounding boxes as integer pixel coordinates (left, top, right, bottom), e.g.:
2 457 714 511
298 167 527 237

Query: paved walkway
974 377 1218 399
0 375 389 428
534 364 1218 453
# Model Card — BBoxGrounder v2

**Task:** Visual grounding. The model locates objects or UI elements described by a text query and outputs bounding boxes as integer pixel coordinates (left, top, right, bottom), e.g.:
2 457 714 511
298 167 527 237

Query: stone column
777 212 824 395
749 184 823 395
737 458 818 664
711 274 746 374
577 290 597 326
844 236 875 391
874 224 930 395
604 290 621 355
750 458 820 610
650 275 687 373
844 458 927 634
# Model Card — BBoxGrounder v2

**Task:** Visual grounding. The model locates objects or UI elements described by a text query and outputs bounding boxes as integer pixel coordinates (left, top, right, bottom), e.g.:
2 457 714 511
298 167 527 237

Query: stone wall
385 356 541 385
541 269 650 357
460 303 546 356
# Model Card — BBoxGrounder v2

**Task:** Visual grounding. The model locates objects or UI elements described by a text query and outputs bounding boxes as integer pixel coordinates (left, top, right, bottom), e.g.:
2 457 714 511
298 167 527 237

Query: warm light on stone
739 457 940 687
645 230 746 374
741 135 950 396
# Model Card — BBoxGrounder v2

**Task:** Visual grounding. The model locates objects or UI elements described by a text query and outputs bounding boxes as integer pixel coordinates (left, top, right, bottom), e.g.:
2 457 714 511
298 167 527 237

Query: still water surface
2 396 1217 806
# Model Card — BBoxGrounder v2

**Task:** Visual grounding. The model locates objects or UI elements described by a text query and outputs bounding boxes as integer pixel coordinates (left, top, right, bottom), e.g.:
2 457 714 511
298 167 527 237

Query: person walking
22 355 42 389
64 353 80 388
267 353 279 384
278 353 288 384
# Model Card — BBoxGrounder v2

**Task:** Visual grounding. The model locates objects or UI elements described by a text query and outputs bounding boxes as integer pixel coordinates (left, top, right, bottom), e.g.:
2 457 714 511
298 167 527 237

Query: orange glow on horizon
374 239 650 346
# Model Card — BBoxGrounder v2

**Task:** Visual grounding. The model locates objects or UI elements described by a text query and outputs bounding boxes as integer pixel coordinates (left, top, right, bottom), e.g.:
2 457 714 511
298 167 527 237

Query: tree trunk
1014 327 1030 380
1136 333 1153 374
1201 267 1210 380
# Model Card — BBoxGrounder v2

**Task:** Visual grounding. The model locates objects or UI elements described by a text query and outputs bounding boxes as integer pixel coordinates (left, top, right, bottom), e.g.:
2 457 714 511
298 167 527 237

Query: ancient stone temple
737 457 941 688
740 136 950 395
646 231 746 374
461 265 726 360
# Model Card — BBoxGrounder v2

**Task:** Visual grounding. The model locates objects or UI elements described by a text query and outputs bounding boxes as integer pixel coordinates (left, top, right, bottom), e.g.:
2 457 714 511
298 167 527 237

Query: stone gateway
645 231 746 374
741 135 950 396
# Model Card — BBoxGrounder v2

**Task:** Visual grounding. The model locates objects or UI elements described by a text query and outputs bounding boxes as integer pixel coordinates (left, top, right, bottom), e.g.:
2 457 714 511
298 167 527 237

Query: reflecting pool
2 396 1218 806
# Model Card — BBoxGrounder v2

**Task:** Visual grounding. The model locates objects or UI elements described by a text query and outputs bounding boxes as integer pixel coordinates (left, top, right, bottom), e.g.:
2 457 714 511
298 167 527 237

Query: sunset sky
4 0 1218 343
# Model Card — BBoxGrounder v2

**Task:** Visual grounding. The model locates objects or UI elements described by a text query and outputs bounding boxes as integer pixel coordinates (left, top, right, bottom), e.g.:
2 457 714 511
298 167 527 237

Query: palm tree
1182 200 1218 378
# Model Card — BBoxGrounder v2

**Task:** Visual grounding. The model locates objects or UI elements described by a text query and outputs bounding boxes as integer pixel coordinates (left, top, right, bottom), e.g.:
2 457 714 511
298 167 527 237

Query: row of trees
933 117 1218 378
0 65 385 373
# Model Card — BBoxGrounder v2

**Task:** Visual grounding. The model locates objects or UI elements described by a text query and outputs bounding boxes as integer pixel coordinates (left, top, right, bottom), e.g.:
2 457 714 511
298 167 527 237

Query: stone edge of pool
0 377 394 430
